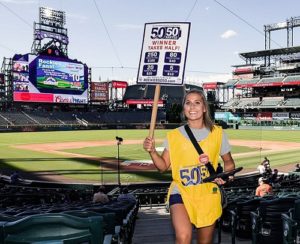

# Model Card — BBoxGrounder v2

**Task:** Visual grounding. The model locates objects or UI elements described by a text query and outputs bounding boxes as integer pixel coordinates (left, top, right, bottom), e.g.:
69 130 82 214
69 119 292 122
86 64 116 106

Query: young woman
143 89 235 244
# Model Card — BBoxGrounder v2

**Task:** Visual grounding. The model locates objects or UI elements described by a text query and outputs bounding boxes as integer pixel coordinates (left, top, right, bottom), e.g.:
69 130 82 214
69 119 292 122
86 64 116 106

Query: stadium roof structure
239 46 300 62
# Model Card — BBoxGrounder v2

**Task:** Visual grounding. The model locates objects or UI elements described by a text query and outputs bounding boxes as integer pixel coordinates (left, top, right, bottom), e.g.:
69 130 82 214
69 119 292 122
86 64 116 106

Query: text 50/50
150 26 181 40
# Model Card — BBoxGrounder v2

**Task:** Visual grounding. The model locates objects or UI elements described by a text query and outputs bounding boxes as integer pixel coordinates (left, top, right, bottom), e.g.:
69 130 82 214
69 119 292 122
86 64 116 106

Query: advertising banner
232 73 254 80
256 112 272 121
112 81 128 89
203 82 218 89
290 112 300 120
137 22 190 85
243 113 255 120
272 112 289 120
90 82 108 101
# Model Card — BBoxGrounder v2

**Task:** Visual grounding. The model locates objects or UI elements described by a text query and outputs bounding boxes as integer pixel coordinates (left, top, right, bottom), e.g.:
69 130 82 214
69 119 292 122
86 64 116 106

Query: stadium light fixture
40 7 66 26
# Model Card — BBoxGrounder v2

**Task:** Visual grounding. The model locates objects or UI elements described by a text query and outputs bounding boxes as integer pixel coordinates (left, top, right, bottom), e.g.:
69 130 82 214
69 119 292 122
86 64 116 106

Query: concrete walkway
132 206 251 244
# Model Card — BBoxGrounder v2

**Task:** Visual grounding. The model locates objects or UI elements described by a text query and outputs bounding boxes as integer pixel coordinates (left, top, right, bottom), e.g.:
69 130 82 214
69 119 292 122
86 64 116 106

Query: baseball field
0 128 299 184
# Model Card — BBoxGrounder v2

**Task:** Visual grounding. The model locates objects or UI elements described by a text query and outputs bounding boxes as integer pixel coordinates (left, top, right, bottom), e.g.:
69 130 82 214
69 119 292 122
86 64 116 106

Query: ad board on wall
90 82 109 101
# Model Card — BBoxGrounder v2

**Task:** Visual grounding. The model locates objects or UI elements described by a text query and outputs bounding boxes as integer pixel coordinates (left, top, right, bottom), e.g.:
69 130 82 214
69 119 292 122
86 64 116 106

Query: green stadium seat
63 210 117 243
251 197 296 244
1 213 104 244
282 199 300 244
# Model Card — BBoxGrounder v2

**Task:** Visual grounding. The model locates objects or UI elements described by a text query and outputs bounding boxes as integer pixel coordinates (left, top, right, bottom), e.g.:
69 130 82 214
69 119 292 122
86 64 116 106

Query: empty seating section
0 110 168 126
283 75 300 83
0 112 35 125
100 110 165 123
283 98 300 107
52 111 80 125
236 78 260 86
2 174 300 243
259 76 284 84
161 85 184 99
144 85 155 99
235 98 260 108
223 96 300 109
221 98 239 109
224 79 238 87
0 183 139 244
259 97 283 107
123 84 145 100
24 111 61 125
78 111 101 124
0 115 9 126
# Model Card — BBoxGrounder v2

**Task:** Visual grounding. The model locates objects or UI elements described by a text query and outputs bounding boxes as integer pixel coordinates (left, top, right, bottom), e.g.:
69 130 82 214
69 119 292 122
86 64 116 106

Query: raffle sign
137 22 190 85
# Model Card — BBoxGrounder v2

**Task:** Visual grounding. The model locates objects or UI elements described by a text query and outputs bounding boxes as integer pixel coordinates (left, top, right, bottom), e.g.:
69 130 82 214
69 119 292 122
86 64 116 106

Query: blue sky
0 0 300 85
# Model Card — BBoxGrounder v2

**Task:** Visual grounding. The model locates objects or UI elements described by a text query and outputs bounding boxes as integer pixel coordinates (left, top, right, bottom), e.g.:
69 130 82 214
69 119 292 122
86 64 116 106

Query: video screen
12 54 88 104
36 58 85 91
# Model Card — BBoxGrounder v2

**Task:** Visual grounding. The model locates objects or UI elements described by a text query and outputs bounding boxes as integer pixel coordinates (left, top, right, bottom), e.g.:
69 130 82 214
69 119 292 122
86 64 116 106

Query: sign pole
148 84 161 138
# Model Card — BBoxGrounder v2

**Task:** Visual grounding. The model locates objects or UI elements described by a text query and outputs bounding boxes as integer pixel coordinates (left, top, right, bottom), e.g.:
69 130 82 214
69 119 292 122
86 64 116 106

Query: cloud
205 6 210 11
221 30 237 39
116 24 142 31
1 0 37 4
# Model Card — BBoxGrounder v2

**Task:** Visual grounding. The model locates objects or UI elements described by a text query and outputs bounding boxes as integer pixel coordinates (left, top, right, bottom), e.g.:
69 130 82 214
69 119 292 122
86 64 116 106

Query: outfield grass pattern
0 129 299 183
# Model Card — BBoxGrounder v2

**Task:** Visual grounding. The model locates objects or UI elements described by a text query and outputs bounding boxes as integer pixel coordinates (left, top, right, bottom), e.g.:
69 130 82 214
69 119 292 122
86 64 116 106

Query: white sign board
137 22 191 85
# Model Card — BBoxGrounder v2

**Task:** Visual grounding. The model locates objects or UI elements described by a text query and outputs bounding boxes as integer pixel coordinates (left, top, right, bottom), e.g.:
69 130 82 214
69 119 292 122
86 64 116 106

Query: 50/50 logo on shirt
180 165 209 186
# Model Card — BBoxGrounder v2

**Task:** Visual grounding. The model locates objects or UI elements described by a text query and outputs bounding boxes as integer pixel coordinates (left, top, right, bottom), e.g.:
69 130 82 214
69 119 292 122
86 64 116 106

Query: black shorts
169 194 183 206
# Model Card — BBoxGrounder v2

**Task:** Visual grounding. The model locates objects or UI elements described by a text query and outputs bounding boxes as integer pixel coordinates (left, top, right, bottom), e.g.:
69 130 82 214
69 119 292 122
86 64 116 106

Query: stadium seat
1 213 104 244
63 210 117 243
230 198 261 243
0 214 19 222
251 197 296 244
281 199 300 244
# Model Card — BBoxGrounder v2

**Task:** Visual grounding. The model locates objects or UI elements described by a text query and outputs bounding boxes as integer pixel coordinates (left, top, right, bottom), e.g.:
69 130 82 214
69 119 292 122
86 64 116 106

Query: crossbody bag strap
184 124 216 176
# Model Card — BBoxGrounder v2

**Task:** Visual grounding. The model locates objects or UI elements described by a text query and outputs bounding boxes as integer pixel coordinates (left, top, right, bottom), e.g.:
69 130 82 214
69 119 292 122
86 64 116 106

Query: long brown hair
182 89 214 131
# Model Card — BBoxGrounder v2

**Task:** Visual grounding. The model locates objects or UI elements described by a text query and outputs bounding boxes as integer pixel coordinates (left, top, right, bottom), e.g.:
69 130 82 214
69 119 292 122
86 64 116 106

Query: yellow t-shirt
167 125 223 228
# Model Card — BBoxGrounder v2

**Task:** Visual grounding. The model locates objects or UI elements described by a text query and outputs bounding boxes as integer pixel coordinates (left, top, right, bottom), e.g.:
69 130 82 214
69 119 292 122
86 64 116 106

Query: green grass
226 129 300 142
0 129 299 183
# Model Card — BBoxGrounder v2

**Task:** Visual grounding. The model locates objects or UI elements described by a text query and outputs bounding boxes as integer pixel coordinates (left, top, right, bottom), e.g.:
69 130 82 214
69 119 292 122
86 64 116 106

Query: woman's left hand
213 177 226 185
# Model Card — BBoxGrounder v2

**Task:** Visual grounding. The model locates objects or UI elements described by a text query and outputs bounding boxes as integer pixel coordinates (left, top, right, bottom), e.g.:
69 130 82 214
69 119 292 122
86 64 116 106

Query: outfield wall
0 123 181 133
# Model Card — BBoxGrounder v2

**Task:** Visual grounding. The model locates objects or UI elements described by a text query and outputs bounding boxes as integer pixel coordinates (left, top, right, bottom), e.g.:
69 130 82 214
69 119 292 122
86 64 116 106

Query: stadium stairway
132 206 251 244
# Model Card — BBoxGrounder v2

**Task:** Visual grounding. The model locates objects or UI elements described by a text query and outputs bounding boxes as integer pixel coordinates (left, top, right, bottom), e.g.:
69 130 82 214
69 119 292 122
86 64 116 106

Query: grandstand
217 16 300 129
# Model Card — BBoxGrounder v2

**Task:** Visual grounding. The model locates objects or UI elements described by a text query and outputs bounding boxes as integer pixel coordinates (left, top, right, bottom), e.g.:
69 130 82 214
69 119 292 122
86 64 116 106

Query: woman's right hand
143 137 155 153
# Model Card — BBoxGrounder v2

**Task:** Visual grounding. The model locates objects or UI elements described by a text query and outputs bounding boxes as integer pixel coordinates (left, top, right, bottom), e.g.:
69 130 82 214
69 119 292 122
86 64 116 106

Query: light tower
31 7 68 57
